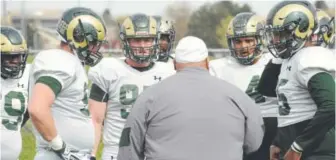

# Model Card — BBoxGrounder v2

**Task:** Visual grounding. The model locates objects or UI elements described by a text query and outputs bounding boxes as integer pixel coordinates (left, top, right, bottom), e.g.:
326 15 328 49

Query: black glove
90 156 96 160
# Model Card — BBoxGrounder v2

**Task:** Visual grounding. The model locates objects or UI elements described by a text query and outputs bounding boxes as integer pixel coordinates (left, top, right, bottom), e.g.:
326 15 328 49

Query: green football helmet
310 9 335 47
226 12 266 65
119 13 160 63
56 7 107 66
1 26 28 79
153 15 176 62
265 0 317 59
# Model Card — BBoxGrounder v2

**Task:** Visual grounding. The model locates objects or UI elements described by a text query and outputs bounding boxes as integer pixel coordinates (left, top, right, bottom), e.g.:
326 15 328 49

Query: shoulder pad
31 49 79 88
88 57 119 84
32 49 77 76
297 47 336 72
153 61 176 74
209 58 229 76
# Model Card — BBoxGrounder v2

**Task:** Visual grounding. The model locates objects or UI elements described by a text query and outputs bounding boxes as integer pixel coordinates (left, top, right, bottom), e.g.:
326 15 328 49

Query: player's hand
51 141 85 160
284 148 302 160
270 145 281 160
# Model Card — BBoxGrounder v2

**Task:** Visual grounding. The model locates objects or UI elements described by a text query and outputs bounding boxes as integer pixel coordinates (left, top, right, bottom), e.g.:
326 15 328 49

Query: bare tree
164 2 192 43
315 0 329 9
102 9 116 26
188 1 252 48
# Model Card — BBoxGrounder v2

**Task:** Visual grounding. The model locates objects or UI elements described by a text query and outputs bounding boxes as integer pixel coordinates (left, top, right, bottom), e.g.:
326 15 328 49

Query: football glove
90 156 96 160
52 141 90 160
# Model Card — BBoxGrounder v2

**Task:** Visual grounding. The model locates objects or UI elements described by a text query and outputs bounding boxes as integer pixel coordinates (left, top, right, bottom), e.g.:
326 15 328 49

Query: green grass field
20 55 103 160
20 122 104 160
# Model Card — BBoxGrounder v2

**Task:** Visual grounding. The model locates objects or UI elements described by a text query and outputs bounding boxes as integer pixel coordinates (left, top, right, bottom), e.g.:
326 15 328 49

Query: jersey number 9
277 79 291 116
2 91 26 131
119 84 150 119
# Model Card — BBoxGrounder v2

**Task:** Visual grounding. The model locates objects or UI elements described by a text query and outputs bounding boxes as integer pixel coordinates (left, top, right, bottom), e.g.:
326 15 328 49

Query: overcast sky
3 0 335 18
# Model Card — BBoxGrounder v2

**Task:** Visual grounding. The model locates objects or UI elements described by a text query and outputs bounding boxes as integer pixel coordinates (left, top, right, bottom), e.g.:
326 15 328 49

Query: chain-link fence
27 48 231 58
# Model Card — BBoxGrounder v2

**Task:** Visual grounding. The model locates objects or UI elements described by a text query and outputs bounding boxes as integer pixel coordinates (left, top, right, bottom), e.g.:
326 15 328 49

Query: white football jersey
158 54 175 69
209 53 278 117
0 64 30 160
277 46 336 127
164 57 175 69
29 49 94 151
88 57 175 159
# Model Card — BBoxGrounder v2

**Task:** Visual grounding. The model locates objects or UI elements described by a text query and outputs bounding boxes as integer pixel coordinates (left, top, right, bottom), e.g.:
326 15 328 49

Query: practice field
20 121 104 160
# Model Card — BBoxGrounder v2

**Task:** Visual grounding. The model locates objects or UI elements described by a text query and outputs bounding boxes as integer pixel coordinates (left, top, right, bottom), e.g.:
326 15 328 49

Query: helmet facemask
265 22 306 59
158 29 175 62
310 18 335 47
226 12 266 65
228 34 264 65
309 32 324 46
71 19 105 66
120 14 161 64
121 33 160 64
1 26 28 79
1 52 27 79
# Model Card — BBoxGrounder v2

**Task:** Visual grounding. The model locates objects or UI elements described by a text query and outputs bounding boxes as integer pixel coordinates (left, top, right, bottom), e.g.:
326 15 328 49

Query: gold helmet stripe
66 15 106 48
0 32 27 54
246 15 265 33
122 16 158 37
149 16 158 35
226 19 234 36
316 10 333 43
317 10 330 21
122 17 136 36
273 4 315 39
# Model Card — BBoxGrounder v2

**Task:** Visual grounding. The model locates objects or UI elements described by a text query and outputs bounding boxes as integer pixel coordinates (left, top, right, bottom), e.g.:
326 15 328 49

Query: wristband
291 141 303 153
49 135 63 150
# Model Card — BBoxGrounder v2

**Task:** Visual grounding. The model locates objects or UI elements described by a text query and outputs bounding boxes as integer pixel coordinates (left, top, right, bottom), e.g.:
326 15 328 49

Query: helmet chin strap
287 39 306 58
69 42 84 64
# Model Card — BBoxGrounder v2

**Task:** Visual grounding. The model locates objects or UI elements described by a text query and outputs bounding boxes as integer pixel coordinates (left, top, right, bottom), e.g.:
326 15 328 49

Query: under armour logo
154 76 162 81
287 66 291 71
17 83 24 88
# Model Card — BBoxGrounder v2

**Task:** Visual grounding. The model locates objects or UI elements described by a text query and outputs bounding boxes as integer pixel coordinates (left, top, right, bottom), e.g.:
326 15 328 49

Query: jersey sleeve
296 47 336 87
88 58 118 102
31 50 76 95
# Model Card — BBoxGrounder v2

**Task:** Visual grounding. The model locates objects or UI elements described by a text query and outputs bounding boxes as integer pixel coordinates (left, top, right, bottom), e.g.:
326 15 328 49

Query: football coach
117 36 264 160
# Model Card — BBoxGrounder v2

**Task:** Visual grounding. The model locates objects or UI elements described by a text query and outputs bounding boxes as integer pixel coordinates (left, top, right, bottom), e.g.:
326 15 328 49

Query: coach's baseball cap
175 36 208 63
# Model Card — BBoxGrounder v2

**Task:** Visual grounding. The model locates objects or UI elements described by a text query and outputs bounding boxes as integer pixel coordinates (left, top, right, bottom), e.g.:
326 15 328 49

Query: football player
88 13 175 160
28 7 106 160
309 9 335 47
153 15 176 64
258 1 335 160
209 12 278 160
0 26 30 160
